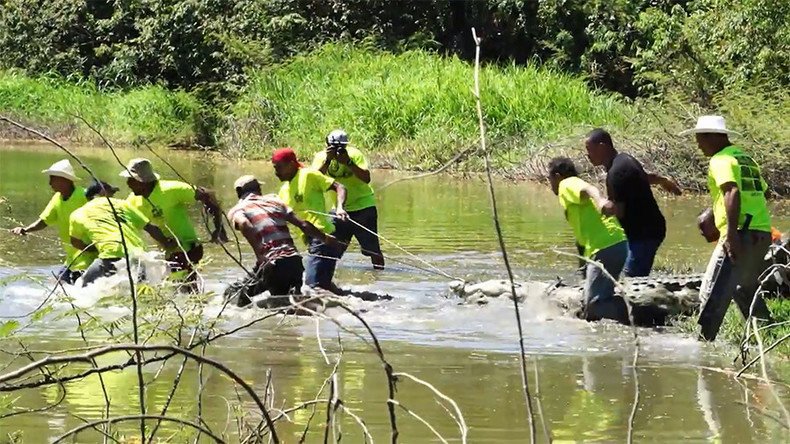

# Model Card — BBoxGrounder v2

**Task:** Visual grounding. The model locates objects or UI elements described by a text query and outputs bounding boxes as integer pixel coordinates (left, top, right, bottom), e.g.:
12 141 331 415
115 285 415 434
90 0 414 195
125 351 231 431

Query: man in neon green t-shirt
548 157 629 323
680 115 773 341
70 180 174 286
272 147 349 295
10 159 96 284
120 158 226 291
312 130 384 270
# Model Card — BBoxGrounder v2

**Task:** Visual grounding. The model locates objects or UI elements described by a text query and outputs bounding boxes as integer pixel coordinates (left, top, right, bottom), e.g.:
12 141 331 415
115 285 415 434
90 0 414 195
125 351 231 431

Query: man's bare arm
647 173 682 195
144 224 177 250
70 236 97 253
11 218 47 235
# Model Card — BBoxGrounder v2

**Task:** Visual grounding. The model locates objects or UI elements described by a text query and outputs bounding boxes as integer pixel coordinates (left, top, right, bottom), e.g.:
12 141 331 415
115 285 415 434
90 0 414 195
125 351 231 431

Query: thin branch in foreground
392 372 467 443
52 414 227 443
470 27 537 442
388 400 448 444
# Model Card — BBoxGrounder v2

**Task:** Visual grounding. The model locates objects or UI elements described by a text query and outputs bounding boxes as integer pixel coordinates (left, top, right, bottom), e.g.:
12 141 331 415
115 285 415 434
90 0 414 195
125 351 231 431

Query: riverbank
1 45 788 194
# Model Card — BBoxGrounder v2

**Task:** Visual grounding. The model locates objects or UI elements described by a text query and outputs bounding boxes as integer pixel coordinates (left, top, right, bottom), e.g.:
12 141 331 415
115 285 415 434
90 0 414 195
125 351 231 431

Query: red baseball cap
271 147 302 166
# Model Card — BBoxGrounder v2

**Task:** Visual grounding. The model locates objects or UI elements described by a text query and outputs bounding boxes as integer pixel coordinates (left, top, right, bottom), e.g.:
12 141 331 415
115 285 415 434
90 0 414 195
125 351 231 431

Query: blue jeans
624 237 663 277
305 236 343 289
584 241 628 323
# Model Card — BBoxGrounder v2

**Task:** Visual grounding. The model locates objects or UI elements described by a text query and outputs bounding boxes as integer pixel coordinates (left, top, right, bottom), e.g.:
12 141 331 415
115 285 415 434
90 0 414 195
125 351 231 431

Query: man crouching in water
548 157 630 323
224 175 340 309
69 180 175 286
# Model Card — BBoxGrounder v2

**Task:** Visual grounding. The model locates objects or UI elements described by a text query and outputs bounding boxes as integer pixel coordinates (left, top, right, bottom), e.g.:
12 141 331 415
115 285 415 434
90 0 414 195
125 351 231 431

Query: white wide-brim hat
41 159 79 182
679 115 741 136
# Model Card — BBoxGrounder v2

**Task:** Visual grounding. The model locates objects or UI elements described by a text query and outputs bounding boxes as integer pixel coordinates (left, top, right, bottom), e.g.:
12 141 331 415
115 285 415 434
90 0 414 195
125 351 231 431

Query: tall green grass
0 70 202 144
225 44 632 168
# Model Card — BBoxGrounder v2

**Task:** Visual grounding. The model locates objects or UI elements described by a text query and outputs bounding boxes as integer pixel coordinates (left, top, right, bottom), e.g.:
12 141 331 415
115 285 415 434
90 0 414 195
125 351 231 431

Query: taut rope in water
307 210 461 281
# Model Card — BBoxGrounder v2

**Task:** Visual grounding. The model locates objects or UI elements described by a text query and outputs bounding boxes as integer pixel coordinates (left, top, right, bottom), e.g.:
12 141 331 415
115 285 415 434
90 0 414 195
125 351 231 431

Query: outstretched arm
70 236 98 253
11 218 47 235
647 173 682 195
285 212 338 246
195 187 228 242
144 224 177 250
581 184 621 218
328 182 348 219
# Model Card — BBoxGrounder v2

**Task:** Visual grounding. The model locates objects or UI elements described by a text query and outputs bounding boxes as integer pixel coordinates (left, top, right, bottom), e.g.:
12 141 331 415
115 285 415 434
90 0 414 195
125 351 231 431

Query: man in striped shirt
224 175 338 308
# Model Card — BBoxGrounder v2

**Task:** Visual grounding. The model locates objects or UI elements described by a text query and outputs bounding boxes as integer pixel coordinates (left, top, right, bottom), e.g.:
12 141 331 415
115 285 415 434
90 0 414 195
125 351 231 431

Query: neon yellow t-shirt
311 146 376 212
707 146 771 234
69 198 149 259
126 180 199 249
558 176 626 257
278 168 336 235
39 186 95 270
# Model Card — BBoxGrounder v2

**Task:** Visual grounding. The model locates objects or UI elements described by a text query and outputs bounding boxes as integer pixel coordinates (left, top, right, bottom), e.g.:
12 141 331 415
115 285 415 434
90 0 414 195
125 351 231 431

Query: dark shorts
56 266 84 285
224 255 304 308
81 258 122 287
334 206 382 257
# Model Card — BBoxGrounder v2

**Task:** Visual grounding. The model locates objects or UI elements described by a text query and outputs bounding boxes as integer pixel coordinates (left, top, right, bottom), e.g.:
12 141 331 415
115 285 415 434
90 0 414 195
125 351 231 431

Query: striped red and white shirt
227 194 299 263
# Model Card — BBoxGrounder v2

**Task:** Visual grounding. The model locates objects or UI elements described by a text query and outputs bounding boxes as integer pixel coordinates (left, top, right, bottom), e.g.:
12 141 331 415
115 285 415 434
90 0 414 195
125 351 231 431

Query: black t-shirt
606 153 666 241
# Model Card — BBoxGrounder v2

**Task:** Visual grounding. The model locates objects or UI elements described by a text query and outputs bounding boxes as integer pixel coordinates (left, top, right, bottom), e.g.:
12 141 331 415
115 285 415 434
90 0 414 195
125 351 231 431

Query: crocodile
450 236 789 326
449 274 704 326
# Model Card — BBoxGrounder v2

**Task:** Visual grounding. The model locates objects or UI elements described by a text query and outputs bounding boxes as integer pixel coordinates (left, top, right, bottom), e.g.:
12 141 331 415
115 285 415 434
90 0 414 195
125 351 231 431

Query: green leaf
0 320 20 338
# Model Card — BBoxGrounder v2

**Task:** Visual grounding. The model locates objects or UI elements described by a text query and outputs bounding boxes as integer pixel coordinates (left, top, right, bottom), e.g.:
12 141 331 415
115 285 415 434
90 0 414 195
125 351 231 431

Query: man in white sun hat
681 115 774 341
120 157 226 292
11 159 96 284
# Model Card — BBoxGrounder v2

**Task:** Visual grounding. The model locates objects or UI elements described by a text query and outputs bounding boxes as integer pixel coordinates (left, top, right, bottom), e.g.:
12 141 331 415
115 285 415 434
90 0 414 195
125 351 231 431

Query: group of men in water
12 129 383 303
548 115 780 341
11 117 782 342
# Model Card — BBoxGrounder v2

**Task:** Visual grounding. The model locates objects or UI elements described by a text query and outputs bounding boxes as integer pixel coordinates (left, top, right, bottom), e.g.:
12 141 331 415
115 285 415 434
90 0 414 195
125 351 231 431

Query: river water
0 144 788 442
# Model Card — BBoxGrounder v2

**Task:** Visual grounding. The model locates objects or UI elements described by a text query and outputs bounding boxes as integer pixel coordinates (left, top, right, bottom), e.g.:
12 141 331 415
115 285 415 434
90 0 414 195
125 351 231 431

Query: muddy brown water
0 144 788 442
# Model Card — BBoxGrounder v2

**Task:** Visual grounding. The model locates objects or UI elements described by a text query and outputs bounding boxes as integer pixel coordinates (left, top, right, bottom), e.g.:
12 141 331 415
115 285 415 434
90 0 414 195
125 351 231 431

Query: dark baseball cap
85 179 120 199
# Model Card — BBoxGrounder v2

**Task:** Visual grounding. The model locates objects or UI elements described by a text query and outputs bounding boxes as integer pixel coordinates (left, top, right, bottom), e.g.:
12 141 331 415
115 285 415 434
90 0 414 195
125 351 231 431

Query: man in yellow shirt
548 157 629 323
10 159 95 284
680 115 773 341
69 180 174 286
120 158 225 290
312 130 384 269
272 147 349 294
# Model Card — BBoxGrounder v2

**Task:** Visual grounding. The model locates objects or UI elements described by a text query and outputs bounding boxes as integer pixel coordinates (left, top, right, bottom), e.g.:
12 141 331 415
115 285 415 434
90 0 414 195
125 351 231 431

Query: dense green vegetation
0 1 787 191
225 44 630 168
0 70 201 144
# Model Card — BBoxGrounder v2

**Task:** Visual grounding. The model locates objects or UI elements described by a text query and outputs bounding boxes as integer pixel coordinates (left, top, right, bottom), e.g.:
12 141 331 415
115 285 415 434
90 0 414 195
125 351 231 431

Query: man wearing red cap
272 148 348 294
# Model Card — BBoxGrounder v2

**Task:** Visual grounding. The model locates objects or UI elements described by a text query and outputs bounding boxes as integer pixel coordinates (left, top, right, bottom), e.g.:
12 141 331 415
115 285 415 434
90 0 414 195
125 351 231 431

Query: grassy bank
0 70 202 145
1 44 788 194
674 299 790 364
225 44 789 193
224 44 631 168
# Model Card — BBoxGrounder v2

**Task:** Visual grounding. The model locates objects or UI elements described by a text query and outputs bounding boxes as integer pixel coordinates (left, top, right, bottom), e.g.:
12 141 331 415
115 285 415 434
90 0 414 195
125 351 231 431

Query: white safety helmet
326 129 349 147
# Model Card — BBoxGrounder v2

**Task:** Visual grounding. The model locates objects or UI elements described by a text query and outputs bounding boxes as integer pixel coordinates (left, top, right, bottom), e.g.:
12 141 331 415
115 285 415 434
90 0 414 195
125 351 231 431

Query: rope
308 210 460 281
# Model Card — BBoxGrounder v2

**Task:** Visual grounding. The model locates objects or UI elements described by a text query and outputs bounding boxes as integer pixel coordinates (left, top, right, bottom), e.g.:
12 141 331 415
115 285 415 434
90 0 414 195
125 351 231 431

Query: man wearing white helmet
11 159 95 284
312 129 385 269
681 115 774 341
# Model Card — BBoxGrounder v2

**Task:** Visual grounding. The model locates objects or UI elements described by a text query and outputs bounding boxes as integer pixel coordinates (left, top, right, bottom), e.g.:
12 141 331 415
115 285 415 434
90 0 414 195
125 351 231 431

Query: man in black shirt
585 129 682 276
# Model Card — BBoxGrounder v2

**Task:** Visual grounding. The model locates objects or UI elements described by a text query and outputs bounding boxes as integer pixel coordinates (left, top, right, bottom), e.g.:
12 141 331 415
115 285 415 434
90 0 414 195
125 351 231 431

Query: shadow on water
1 144 789 441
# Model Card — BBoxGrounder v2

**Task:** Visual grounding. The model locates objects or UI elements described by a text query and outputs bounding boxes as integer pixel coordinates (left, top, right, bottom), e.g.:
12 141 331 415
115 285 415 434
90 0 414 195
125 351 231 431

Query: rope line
308 210 460 281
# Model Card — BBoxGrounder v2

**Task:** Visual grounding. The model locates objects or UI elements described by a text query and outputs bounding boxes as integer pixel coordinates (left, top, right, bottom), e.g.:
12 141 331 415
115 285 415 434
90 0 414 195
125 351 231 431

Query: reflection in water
697 366 722 442
1 145 789 442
